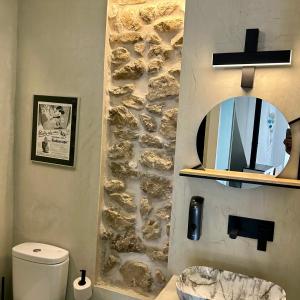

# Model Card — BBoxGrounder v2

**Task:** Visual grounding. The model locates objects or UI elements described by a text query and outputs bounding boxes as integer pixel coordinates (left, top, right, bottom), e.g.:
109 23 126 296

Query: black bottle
187 196 204 240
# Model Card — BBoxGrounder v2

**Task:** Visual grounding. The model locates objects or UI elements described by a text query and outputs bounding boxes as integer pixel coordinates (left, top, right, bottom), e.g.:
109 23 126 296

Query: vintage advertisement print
31 95 78 167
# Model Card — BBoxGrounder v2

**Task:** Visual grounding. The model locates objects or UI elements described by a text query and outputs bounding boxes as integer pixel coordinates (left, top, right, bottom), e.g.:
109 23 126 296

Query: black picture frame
31 95 78 167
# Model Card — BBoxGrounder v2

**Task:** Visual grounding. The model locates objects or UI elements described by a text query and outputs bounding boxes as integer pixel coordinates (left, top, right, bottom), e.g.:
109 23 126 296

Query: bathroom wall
0 0 17 296
97 0 185 297
169 0 300 299
13 1 107 299
13 0 300 300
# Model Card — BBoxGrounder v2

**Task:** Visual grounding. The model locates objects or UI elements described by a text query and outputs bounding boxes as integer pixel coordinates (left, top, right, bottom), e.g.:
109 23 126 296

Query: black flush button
33 248 42 253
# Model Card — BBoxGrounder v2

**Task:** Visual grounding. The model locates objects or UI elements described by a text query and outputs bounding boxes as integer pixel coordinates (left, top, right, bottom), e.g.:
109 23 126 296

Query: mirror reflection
197 97 291 188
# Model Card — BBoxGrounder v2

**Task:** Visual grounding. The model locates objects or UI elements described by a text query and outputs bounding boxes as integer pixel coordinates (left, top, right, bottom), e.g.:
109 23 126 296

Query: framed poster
31 95 78 167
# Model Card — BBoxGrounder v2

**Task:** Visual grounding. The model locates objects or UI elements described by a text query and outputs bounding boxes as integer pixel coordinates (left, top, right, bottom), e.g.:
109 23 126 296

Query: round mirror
197 96 291 188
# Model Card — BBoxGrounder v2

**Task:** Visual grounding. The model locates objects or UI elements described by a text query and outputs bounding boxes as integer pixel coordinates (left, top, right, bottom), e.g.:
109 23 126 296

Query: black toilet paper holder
78 270 86 286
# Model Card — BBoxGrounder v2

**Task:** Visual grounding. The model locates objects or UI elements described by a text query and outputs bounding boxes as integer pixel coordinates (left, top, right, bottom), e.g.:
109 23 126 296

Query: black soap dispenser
187 196 204 240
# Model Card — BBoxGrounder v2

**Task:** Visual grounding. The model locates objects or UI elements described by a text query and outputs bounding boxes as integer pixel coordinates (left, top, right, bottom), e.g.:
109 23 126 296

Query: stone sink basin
176 266 286 300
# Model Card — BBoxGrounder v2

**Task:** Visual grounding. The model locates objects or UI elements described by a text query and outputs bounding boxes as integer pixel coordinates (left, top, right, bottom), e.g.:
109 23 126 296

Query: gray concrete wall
169 1 300 299
14 1 107 299
0 0 17 297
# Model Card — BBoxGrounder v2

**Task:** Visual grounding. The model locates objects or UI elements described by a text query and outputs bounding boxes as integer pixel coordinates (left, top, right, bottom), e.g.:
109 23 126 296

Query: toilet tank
12 243 69 300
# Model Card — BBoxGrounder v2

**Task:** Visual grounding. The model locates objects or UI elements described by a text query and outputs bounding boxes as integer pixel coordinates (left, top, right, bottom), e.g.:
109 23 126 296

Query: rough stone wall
98 0 185 296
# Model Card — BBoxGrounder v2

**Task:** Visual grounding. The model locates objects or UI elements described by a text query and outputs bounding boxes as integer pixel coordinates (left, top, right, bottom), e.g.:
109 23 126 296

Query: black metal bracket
288 118 300 180
228 215 275 251
289 117 300 126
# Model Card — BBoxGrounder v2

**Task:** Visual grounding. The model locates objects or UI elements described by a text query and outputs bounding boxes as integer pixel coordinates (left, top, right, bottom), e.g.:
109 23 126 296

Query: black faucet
228 215 275 252
228 228 239 239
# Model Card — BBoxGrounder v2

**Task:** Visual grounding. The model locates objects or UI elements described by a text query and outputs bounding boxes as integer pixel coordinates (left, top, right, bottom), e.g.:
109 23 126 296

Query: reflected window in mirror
197 97 291 188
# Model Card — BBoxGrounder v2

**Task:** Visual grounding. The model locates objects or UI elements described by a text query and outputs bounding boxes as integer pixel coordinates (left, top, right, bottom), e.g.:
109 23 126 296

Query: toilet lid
12 243 69 265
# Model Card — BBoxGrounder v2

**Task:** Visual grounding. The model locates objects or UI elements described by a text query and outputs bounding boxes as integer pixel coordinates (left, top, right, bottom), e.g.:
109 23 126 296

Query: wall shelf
179 168 300 189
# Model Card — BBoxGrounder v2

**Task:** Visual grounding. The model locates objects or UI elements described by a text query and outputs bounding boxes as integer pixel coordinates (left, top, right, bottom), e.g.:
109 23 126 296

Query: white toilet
12 243 69 300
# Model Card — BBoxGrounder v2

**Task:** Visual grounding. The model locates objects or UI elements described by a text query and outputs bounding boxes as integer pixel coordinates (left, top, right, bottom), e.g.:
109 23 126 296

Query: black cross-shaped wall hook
212 29 292 89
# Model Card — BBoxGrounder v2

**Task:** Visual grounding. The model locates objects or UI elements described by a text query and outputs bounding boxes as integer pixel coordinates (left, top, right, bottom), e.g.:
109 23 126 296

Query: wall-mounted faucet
228 228 239 239
227 215 275 251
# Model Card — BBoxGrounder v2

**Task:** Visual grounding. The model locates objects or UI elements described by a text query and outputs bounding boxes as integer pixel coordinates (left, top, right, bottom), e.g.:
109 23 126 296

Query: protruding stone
140 197 153 219
109 193 137 212
146 33 162 45
171 32 184 48
110 161 138 179
155 270 166 285
146 244 169 262
109 106 139 129
139 6 156 24
104 254 120 273
139 114 157 132
164 140 176 153
104 179 126 193
148 45 172 60
113 130 139 140
160 108 178 139
147 248 168 262
120 261 153 292
140 173 172 198
113 0 146 5
154 18 183 32
164 242 169 252
103 207 136 232
139 134 163 149
100 228 114 240
156 2 178 18
112 60 146 80
168 64 181 77
142 219 161 240
122 95 145 111
146 103 164 116
134 42 146 56
139 3 178 24
111 47 130 66
166 223 170 236
140 151 173 171
110 32 143 44
155 203 172 221
111 231 145 252
109 84 135 97
148 58 164 74
108 4 119 19
119 9 141 31
146 74 179 101
108 141 133 160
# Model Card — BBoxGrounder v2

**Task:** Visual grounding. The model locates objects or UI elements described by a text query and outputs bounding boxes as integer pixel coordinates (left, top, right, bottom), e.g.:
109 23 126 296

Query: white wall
14 1 107 299
0 0 17 297
169 1 300 299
